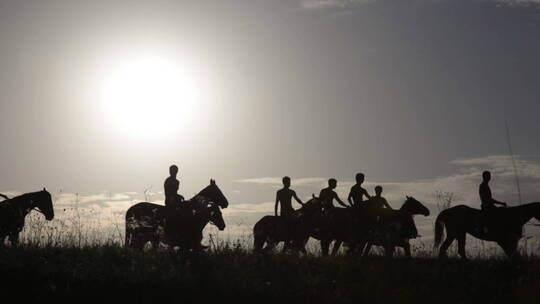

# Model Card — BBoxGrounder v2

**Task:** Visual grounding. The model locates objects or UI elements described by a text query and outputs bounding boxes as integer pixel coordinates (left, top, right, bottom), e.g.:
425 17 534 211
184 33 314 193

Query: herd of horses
1 182 540 259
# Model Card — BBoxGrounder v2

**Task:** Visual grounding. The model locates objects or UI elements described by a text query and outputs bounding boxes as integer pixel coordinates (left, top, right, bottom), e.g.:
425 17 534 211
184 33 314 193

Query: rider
275 176 304 218
366 186 392 210
164 165 185 209
164 165 206 249
347 173 371 207
479 171 507 211
319 178 349 210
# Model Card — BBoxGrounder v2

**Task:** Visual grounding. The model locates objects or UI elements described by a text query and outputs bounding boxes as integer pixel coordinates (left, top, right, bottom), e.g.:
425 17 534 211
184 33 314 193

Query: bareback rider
479 170 507 234
479 170 507 211
164 165 185 209
347 173 371 207
275 176 304 218
319 178 349 211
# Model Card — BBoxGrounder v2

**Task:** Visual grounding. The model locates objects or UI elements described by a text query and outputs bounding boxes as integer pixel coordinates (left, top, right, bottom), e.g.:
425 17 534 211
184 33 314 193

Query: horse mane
8 191 40 204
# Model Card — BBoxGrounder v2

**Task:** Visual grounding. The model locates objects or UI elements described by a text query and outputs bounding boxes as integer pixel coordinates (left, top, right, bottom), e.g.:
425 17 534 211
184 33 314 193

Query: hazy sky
1 0 540 239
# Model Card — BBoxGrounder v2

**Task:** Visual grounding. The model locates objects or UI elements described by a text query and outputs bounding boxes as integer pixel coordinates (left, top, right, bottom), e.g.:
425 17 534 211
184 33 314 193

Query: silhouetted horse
253 198 322 254
434 203 540 259
125 180 228 251
0 189 54 246
362 196 430 258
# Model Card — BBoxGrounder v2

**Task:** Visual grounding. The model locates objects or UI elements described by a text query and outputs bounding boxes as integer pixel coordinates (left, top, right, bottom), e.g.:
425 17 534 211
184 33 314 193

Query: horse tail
433 211 447 248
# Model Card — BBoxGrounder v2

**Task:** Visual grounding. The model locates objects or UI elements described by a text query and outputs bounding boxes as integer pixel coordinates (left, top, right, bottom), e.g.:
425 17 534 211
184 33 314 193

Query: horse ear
312 193 315 199
43 187 46 191
210 179 216 185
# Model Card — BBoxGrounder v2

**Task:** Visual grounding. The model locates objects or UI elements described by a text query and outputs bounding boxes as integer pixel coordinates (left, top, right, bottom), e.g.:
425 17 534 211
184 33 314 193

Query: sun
97 51 203 139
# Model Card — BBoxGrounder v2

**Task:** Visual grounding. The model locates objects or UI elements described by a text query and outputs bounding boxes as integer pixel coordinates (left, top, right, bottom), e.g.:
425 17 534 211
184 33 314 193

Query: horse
361 196 430 258
253 197 322 254
0 188 54 246
125 179 228 251
310 196 428 257
434 203 540 259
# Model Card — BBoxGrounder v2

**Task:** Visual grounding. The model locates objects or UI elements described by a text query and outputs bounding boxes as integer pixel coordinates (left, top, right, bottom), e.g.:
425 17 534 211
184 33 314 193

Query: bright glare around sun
96 50 205 139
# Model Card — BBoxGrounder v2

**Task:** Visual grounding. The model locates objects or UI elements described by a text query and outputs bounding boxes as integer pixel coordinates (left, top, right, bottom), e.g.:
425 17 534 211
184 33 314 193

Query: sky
1 0 540 244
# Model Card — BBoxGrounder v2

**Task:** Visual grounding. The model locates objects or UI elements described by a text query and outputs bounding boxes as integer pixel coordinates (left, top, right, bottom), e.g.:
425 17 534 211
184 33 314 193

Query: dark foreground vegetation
1 245 539 304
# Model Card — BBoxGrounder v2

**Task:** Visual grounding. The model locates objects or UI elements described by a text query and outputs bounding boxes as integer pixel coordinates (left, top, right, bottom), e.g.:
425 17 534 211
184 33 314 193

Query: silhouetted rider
479 171 507 211
319 178 349 210
348 173 371 207
275 176 304 218
366 186 392 210
164 165 184 209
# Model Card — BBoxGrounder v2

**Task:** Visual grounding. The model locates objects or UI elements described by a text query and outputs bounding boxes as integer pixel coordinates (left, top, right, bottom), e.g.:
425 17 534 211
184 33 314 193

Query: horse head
196 179 229 209
401 196 430 216
206 202 226 231
298 197 323 217
35 188 54 220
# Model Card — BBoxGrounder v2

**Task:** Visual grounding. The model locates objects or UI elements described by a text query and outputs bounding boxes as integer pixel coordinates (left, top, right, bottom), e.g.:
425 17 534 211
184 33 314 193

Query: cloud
237 177 326 186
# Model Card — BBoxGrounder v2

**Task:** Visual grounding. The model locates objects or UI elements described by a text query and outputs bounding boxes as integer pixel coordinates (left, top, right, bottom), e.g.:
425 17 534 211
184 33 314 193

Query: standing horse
434 203 540 259
253 197 322 254
125 179 228 251
361 196 430 258
0 189 55 246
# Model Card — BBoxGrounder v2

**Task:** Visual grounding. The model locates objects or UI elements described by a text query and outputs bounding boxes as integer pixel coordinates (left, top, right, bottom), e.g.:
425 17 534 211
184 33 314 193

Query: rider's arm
382 198 393 210
347 188 354 206
0 193 8 200
335 193 350 208
274 193 280 216
292 191 304 205
363 188 371 200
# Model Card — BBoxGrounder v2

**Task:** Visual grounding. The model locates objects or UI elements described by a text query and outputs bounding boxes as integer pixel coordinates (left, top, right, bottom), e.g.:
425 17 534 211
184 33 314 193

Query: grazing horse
125 179 228 251
253 198 322 254
362 196 430 258
0 189 54 246
434 203 540 259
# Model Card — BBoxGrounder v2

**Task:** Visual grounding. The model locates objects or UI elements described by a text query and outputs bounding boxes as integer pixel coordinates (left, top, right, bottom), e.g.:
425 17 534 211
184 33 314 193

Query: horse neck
510 202 540 225
399 202 412 214
9 193 36 217
193 207 212 228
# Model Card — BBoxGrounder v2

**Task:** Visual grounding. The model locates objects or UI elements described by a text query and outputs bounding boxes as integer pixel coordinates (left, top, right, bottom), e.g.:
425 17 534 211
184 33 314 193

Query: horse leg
331 240 342 256
282 241 291 254
403 242 411 258
8 232 19 247
384 245 394 259
346 242 356 256
320 239 330 257
363 242 373 257
438 236 455 259
498 238 519 258
264 239 277 253
253 233 266 253
457 234 468 261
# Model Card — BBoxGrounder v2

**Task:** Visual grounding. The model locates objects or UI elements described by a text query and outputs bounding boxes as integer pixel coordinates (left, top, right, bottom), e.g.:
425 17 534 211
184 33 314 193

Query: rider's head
482 170 491 182
169 165 179 176
282 176 291 188
355 173 365 184
375 185 383 196
328 178 337 189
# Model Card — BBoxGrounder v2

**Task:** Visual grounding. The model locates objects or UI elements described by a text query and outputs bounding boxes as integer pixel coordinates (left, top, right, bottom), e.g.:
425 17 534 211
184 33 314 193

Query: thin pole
505 120 522 205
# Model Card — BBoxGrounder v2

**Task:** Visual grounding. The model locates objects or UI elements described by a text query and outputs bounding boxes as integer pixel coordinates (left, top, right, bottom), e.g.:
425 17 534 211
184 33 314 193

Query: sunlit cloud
237 177 326 186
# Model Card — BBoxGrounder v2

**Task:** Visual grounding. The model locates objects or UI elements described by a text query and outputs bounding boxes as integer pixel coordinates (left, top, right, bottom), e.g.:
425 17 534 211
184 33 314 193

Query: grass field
2 208 540 303
1 243 540 304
